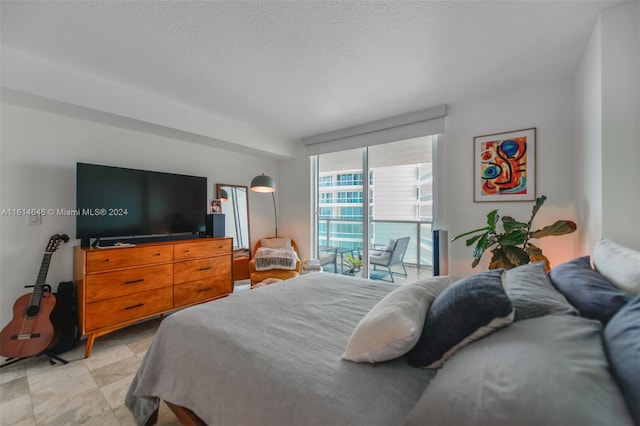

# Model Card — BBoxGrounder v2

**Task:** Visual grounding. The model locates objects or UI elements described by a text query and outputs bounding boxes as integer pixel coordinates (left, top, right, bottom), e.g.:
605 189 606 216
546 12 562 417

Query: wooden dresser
74 237 232 358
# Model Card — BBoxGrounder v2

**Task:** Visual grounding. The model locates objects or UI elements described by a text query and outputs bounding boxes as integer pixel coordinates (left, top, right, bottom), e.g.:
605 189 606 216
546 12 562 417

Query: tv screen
76 163 207 241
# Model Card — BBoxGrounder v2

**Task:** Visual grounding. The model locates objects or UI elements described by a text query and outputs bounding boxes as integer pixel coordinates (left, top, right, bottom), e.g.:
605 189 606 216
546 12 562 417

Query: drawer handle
197 287 213 293
124 303 144 310
198 266 212 271
104 259 110 263
155 253 162 256
124 278 144 285
184 249 190 253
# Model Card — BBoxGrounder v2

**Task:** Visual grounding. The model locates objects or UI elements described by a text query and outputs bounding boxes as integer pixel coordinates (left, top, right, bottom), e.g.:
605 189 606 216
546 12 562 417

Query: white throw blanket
254 247 298 271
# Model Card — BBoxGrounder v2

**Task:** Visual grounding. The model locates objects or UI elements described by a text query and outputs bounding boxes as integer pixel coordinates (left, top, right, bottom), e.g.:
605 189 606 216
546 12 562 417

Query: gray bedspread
125 273 435 426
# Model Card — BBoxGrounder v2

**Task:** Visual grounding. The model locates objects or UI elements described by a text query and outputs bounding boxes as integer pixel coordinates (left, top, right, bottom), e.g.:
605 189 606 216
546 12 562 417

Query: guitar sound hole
26 305 40 317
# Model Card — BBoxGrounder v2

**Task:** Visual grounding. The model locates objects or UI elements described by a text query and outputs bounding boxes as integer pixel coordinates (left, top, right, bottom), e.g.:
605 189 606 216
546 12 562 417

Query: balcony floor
323 263 433 285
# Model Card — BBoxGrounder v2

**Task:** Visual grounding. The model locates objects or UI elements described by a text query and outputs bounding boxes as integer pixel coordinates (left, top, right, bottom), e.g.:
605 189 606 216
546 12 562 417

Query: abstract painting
474 128 536 202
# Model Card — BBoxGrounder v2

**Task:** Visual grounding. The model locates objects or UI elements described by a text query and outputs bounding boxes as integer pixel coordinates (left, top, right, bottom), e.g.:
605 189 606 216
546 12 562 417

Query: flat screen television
76 162 207 245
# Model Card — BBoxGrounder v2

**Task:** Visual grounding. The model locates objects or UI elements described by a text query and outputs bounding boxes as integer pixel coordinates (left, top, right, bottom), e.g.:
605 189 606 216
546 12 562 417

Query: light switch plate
28 214 41 226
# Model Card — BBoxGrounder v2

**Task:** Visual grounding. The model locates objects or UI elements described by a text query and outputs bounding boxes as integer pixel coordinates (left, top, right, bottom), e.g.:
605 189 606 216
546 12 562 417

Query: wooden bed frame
144 400 207 426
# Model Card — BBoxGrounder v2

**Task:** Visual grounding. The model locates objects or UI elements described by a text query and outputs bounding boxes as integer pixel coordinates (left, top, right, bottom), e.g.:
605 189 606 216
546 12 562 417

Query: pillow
592 237 640 295
342 276 450 363
505 261 577 321
259 237 292 249
404 315 634 426
550 256 631 324
406 269 514 369
604 296 640 425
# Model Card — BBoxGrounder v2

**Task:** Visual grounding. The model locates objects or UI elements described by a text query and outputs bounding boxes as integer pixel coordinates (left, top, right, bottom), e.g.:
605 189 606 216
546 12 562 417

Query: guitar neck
29 252 53 307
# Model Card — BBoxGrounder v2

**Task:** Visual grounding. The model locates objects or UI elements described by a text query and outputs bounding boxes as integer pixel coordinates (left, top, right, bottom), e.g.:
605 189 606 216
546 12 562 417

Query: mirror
216 184 250 252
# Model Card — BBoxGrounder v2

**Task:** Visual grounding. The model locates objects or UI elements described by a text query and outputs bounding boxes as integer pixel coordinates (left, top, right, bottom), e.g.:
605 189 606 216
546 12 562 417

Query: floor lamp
250 173 278 237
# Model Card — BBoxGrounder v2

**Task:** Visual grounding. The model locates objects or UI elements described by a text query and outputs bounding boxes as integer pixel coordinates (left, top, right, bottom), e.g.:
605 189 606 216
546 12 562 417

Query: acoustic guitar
0 234 69 359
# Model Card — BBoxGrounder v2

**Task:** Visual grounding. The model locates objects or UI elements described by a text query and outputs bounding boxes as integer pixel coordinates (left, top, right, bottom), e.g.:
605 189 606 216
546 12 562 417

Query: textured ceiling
0 1 620 149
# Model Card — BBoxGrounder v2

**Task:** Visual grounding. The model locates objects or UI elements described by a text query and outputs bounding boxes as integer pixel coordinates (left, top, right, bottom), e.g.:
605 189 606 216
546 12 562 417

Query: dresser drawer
86 245 173 273
173 239 232 261
85 287 173 331
85 264 173 303
173 276 231 308
174 255 232 284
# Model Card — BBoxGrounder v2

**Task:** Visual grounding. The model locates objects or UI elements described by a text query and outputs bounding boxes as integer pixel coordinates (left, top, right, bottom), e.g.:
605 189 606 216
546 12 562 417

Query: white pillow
259 237 292 249
592 237 640 296
342 276 451 363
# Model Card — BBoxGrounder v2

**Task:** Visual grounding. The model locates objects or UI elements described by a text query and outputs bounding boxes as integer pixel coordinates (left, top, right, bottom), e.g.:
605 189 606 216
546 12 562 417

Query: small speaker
205 214 225 238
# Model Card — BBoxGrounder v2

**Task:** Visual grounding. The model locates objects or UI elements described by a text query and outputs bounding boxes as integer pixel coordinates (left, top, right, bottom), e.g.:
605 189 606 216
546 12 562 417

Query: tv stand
74 237 233 357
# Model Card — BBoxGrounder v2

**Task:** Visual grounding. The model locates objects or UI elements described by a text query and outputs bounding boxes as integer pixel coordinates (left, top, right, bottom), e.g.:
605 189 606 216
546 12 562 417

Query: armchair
249 237 301 286
369 237 410 283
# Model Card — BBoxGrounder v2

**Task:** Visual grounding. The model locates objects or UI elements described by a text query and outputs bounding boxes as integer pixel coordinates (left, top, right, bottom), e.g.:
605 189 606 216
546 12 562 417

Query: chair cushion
259 237 292 249
592 237 640 295
505 261 577 321
549 256 631 324
370 239 395 263
342 276 450 363
406 269 514 369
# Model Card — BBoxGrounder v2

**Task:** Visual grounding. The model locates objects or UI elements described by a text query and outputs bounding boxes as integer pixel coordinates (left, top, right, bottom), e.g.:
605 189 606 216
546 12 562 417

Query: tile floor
0 315 174 426
0 280 254 426
0 270 433 425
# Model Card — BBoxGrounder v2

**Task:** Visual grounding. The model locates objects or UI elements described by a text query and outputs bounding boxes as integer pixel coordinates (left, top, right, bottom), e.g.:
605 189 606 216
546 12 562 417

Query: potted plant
451 195 577 271
344 252 363 275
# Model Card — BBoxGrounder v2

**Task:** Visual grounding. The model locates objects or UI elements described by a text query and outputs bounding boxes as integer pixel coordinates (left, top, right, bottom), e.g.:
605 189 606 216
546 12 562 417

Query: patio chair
369 236 410 283
318 246 338 273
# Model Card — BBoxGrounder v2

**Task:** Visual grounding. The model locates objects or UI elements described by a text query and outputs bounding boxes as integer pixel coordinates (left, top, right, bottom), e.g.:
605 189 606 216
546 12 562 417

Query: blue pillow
604 296 640 425
550 256 631 324
406 269 514 369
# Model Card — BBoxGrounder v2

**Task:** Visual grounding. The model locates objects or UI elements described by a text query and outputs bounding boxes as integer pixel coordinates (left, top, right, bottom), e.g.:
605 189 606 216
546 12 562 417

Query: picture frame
210 199 222 214
473 127 536 202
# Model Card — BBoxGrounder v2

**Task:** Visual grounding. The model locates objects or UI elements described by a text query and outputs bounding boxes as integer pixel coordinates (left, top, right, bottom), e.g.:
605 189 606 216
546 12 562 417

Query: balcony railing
317 218 434 267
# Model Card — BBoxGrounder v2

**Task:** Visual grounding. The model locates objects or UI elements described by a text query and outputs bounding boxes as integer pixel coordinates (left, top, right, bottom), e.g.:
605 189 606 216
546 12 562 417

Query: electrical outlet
28 214 41 226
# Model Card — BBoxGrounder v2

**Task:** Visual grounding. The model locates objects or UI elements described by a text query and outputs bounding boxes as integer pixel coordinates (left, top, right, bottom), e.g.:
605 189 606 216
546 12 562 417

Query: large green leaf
501 217 528 234
528 195 547 226
486 209 499 229
450 226 491 242
530 220 577 239
496 230 526 247
472 233 489 262
465 233 486 247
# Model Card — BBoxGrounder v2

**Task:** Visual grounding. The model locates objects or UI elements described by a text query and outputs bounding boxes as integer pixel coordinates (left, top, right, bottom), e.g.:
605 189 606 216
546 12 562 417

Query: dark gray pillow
505 261 577 321
550 256 631 324
404 315 634 426
406 269 513 369
604 296 640 425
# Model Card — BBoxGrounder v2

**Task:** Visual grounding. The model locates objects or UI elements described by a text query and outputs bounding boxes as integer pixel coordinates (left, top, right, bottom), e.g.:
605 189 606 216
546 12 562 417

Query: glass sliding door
316 148 366 276
315 135 435 283
368 136 433 282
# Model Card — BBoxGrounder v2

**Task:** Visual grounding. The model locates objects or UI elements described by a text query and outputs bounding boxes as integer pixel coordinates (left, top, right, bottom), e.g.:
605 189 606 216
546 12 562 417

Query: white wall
281 78 579 279
442 79 578 279
575 18 603 255
0 102 279 327
575 1 640 253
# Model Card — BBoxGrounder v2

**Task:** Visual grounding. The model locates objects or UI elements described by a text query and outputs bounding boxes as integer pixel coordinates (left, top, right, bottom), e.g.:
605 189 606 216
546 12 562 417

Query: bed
125 273 436 426
126 240 639 426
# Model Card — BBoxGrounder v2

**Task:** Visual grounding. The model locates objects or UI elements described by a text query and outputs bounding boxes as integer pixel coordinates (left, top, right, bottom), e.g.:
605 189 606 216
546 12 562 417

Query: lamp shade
250 174 276 193
219 189 228 202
